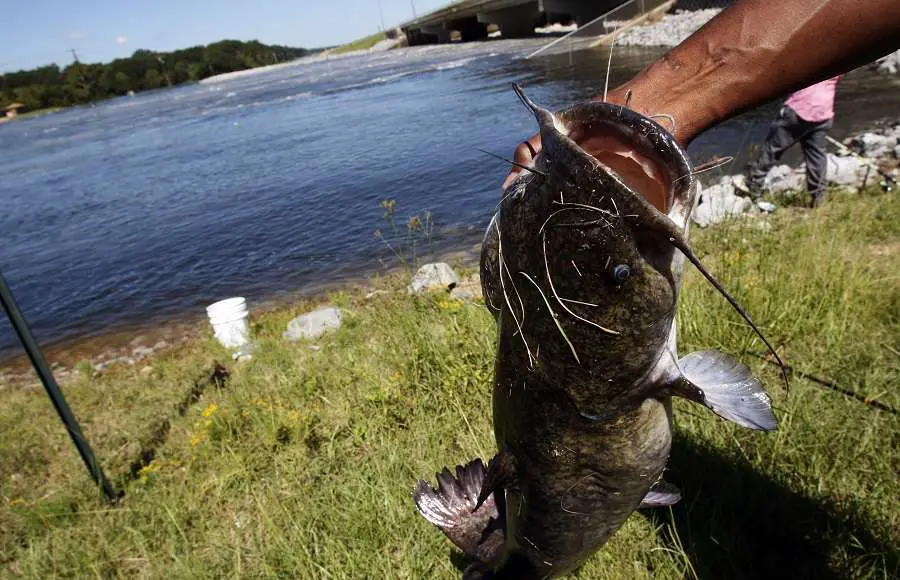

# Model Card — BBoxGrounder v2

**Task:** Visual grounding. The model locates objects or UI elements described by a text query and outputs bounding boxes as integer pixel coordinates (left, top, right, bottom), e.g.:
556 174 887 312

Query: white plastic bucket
206 297 250 348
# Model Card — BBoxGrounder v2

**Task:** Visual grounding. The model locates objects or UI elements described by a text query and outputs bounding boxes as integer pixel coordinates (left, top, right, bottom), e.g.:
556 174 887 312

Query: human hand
499 0 900 191
500 85 648 190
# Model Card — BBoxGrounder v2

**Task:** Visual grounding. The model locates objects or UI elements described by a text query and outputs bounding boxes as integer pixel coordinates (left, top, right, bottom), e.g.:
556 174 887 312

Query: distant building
4 103 25 119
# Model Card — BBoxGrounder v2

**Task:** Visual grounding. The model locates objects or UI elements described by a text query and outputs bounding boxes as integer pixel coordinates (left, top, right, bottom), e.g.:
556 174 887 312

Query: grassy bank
1 188 898 578
330 32 388 55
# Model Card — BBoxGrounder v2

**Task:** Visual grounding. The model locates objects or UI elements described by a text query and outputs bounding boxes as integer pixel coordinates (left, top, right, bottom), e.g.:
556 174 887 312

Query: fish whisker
667 232 789 389
560 473 597 516
673 155 735 185
551 201 618 218
519 271 580 364
495 188 520 211
539 207 612 235
610 197 620 217
542 231 620 336
496 220 535 367
477 148 547 178
547 219 614 230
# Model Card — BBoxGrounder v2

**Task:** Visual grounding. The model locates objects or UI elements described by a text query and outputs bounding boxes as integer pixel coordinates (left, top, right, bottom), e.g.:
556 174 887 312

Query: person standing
740 77 841 207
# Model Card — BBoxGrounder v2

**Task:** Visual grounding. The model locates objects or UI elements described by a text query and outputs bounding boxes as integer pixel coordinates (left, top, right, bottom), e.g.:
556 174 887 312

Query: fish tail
413 458 507 566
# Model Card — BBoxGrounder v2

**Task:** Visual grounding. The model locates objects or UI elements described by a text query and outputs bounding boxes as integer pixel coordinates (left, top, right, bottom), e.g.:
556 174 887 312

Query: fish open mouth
568 123 673 214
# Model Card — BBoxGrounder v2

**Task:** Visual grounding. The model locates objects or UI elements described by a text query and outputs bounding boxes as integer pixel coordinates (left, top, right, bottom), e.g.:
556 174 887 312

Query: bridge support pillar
450 16 490 42
477 4 541 38
539 0 622 25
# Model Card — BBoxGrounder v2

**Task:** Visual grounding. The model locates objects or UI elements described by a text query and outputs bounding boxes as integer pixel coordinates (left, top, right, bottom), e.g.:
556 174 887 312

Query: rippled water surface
2 39 898 356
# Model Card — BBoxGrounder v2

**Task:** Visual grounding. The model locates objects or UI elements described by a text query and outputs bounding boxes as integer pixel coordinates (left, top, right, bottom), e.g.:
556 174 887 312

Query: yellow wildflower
201 403 219 418
191 431 207 447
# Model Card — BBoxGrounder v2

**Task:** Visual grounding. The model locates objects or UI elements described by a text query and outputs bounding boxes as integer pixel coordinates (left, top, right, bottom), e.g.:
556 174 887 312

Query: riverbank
201 30 405 84
0 107 64 124
2 186 897 578
0 240 482 390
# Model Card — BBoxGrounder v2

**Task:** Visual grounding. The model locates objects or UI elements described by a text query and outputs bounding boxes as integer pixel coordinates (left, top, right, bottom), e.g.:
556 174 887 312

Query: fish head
486 84 698 412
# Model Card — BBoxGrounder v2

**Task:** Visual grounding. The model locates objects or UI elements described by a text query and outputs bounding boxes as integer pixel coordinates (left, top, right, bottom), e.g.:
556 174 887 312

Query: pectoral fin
638 480 682 508
673 350 778 431
413 458 507 565
476 448 517 511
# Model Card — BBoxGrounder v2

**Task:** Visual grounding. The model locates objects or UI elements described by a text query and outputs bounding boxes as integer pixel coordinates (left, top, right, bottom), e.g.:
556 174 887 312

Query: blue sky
1 0 450 73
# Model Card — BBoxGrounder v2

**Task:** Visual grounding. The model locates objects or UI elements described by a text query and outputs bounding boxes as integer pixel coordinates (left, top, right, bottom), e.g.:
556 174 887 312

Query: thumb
501 134 541 190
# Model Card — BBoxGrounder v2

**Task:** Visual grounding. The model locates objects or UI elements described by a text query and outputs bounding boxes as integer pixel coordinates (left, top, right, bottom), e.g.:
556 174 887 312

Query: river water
1 38 899 358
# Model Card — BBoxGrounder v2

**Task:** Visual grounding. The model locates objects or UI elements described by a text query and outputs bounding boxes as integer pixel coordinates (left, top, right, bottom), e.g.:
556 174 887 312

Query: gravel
874 50 900 75
616 9 721 47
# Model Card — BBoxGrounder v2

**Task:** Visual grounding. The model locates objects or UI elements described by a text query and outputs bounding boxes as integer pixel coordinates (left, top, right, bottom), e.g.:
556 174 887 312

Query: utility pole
411 0 417 17
70 48 79 63
377 0 386 31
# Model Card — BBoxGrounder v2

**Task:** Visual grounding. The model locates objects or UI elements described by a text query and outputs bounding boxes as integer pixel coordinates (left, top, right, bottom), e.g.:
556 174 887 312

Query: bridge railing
525 0 673 59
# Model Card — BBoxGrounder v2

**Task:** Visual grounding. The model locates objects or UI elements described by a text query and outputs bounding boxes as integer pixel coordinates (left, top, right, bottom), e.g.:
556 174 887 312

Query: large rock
691 177 753 228
849 132 898 159
874 50 900 75
824 153 866 186
887 123 900 141
408 262 460 294
284 307 342 341
449 287 474 301
764 165 805 192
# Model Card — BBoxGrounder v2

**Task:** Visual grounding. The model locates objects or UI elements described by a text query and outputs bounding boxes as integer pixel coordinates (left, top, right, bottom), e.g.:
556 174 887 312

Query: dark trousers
748 106 833 204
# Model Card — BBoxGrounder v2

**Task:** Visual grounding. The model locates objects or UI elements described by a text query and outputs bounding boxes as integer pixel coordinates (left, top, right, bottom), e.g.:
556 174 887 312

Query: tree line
1 40 314 111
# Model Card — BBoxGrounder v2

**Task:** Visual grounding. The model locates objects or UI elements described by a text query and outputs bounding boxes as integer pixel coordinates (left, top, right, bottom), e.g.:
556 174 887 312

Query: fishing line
749 352 898 416
476 148 547 177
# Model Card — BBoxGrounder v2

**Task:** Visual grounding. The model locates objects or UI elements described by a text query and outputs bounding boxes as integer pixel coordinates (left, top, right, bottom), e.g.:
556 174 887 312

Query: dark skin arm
504 0 900 189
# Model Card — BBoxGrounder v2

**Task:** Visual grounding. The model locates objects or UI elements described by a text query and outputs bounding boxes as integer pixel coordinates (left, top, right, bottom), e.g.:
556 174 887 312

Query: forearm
605 0 900 144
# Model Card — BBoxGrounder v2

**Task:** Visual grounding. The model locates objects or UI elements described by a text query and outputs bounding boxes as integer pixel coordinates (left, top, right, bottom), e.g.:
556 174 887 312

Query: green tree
143 69 162 90
0 40 313 110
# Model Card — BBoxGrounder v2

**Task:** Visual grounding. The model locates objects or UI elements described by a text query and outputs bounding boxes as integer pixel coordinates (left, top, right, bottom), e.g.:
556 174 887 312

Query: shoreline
0 244 481 387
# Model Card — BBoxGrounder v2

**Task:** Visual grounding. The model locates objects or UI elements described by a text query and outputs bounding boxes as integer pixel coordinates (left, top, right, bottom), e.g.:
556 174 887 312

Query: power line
377 0 386 31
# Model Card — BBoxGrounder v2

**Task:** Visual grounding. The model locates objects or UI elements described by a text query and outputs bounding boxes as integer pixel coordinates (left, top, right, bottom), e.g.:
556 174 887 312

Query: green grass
330 32 388 55
1 189 898 578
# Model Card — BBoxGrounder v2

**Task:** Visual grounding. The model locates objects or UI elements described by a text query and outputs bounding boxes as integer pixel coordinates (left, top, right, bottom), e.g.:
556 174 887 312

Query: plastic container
206 297 250 348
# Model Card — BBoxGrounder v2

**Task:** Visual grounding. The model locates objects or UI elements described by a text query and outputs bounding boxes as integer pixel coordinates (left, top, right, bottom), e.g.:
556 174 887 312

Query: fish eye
612 264 631 283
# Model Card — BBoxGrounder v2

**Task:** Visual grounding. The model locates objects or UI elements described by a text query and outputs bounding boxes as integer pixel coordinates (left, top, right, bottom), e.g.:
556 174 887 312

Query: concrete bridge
402 0 630 45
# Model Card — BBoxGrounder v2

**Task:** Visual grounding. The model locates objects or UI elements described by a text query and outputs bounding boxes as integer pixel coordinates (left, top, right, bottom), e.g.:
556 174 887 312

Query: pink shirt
784 76 841 122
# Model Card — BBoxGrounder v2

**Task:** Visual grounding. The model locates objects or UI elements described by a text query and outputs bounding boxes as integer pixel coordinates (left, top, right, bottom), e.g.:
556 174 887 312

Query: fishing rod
0 272 119 502
750 351 898 416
